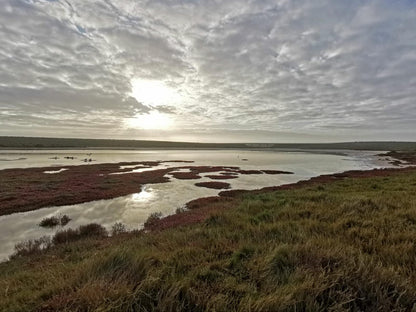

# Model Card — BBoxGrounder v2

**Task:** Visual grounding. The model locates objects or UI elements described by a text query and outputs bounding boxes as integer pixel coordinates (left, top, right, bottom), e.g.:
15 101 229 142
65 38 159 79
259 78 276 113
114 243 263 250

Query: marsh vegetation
39 214 71 228
1 168 416 311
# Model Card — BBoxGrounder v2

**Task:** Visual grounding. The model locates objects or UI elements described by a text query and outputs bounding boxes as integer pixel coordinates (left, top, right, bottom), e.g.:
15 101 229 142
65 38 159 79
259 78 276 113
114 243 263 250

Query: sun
130 78 180 107
127 78 180 129
125 110 173 130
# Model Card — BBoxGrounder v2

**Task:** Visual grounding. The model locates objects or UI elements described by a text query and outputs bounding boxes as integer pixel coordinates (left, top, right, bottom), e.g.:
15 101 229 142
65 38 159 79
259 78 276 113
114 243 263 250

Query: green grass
1 170 416 311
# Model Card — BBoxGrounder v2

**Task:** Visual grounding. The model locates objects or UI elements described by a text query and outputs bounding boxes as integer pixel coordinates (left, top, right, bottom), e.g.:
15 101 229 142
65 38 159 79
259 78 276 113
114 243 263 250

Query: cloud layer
1 0 415 142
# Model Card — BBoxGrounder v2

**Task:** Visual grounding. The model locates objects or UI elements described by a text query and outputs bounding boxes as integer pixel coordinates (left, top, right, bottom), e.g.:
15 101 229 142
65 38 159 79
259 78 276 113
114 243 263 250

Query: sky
0 0 415 143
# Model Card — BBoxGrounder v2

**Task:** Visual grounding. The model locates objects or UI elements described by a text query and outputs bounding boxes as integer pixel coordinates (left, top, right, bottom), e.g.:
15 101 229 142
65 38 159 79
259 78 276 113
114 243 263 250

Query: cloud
0 0 415 142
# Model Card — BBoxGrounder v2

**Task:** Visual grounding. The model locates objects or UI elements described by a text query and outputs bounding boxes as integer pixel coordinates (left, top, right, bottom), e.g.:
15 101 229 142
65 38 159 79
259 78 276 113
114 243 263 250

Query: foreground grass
1 170 416 311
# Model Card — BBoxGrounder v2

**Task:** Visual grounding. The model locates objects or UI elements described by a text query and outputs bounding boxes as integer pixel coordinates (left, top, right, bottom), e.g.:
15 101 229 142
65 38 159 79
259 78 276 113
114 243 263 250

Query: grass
1 170 416 311
10 224 108 259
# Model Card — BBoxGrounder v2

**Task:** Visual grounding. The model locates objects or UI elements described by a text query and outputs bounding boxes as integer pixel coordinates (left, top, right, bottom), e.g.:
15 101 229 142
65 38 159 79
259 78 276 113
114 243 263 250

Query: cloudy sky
0 0 415 142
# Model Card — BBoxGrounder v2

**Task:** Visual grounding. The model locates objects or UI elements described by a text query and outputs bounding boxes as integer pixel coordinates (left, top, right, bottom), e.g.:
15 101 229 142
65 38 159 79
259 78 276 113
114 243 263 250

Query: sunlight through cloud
130 79 180 107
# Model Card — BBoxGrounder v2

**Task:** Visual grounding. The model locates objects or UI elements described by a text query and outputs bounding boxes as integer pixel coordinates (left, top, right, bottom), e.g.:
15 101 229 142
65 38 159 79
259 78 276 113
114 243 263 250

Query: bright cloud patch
130 79 181 107
125 110 173 130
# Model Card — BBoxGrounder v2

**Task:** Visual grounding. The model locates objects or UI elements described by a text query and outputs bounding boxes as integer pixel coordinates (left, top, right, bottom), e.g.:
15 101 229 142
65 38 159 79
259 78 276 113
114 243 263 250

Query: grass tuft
39 214 71 228
111 222 127 235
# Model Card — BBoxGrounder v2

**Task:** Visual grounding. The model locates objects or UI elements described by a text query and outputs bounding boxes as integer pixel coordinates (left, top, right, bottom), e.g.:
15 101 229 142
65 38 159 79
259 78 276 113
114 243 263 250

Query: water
0 149 391 261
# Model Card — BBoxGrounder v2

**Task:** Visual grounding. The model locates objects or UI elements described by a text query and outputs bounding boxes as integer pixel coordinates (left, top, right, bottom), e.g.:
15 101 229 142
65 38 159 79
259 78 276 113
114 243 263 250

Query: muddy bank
378 151 416 166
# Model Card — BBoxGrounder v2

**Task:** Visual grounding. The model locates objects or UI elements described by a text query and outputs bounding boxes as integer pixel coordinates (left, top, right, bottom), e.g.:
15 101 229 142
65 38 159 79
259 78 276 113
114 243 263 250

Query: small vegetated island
0 150 416 311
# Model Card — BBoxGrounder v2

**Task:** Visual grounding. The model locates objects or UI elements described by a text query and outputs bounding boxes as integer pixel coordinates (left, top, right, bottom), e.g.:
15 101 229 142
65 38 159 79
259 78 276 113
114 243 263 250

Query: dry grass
1 170 416 311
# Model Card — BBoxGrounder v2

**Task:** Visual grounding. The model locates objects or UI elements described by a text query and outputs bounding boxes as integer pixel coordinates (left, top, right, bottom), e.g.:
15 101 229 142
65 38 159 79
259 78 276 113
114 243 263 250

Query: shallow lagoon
0 149 390 261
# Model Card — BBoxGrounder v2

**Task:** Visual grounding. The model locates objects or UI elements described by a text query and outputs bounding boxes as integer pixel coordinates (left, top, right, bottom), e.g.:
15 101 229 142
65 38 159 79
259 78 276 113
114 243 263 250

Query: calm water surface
0 149 391 261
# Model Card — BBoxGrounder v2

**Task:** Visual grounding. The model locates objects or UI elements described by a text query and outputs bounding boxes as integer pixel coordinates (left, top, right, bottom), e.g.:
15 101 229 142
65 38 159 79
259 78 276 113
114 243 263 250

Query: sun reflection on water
132 187 153 202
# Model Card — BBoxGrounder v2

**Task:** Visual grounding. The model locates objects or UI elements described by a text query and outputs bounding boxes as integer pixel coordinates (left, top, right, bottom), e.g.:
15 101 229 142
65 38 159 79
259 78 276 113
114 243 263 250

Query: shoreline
145 165 416 232
0 150 413 218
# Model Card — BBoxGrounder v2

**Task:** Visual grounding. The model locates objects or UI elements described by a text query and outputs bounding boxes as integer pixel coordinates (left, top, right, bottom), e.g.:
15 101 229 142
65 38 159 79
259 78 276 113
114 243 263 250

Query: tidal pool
0 149 391 261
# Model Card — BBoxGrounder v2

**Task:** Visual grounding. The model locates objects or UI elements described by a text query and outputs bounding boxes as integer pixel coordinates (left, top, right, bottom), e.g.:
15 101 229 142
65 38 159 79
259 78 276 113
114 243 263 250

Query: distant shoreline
1 136 415 151
0 146 353 157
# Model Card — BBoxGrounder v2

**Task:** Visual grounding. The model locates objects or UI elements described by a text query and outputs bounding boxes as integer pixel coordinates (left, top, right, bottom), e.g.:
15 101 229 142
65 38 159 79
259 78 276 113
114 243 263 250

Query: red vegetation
0 161 288 216
170 172 202 180
205 175 238 180
261 170 294 174
194 181 231 189
234 169 263 174
0 161 172 216
186 196 232 209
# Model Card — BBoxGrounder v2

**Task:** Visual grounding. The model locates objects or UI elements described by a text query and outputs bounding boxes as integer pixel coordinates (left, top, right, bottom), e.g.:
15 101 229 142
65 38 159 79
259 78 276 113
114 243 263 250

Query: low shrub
52 228 80 245
11 236 51 259
79 223 108 237
39 214 71 228
53 223 108 245
39 216 60 228
111 222 127 235
144 212 162 227
60 214 71 226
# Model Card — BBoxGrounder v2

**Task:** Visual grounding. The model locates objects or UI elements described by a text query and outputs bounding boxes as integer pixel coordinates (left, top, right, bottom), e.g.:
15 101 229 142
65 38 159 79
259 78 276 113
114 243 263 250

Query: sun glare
126 110 173 130
130 78 180 106
132 187 153 202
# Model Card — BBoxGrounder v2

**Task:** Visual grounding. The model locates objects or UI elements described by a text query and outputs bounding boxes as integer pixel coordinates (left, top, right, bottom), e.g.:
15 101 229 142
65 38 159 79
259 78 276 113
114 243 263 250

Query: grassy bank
1 169 416 311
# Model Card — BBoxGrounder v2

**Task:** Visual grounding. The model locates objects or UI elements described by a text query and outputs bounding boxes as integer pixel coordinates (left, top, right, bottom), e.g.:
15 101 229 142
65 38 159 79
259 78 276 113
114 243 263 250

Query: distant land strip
1 136 416 151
